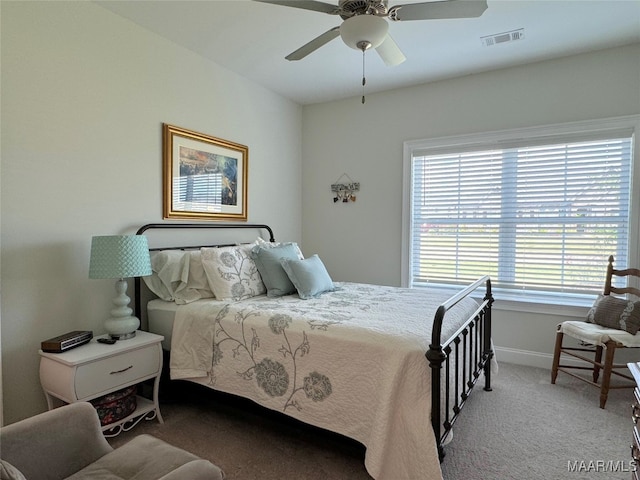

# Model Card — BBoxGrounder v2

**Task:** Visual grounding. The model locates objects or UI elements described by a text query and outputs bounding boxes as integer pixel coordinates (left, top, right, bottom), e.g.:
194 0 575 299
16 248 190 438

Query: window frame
401 115 640 307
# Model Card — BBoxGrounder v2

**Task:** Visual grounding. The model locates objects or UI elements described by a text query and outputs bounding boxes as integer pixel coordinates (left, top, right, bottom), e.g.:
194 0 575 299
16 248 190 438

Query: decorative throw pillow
251 243 302 297
281 254 335 300
586 294 640 335
201 243 266 301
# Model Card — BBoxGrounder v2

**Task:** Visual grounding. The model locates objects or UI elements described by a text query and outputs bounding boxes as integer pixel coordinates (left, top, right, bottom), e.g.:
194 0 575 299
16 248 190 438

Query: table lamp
89 235 152 340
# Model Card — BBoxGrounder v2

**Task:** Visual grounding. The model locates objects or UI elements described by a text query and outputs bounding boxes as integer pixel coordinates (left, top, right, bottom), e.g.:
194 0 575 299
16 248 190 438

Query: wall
301 44 640 367
0 1 302 424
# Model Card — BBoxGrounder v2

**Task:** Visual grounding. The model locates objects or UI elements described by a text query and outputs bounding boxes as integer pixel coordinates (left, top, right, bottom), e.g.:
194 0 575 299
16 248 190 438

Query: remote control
97 338 117 345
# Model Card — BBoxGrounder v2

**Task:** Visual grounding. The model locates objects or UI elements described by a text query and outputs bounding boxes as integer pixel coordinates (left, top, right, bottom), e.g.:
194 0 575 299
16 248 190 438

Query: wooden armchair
551 255 640 408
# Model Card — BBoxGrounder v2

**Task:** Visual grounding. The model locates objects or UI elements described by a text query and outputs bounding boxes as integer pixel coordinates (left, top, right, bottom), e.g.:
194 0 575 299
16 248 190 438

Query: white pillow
174 251 215 304
143 250 214 304
143 250 187 301
201 243 266 301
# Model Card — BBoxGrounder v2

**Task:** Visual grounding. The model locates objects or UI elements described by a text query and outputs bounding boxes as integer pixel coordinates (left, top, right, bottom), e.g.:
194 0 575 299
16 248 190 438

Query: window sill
488 290 594 318
491 295 590 318
416 283 593 319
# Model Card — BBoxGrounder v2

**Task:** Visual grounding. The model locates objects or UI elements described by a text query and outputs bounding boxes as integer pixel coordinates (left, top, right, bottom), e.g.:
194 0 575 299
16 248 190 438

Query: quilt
169 282 480 480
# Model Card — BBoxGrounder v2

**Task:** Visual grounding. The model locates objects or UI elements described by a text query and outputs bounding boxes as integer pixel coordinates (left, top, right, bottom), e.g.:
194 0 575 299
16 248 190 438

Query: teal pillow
251 243 301 297
281 255 335 300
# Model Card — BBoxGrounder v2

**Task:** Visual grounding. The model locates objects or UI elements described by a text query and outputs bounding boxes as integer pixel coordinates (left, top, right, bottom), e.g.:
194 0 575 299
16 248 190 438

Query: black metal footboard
426 276 494 461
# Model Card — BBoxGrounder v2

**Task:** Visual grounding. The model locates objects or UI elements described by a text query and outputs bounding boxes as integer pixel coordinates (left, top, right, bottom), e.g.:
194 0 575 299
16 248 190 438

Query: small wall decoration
331 173 360 203
163 123 248 221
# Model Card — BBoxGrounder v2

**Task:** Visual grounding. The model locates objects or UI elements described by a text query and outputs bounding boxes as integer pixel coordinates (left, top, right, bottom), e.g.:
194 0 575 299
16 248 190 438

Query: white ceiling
96 0 640 105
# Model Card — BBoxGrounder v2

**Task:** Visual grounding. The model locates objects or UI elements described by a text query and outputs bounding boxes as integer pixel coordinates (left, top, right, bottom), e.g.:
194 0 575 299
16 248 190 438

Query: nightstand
39 330 164 437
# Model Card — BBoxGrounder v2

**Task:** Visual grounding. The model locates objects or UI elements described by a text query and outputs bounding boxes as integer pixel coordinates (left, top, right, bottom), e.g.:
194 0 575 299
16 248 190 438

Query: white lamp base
105 278 140 340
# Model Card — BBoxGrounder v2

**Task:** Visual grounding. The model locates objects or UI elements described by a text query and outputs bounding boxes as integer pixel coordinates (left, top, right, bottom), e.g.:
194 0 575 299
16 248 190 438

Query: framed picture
163 124 248 221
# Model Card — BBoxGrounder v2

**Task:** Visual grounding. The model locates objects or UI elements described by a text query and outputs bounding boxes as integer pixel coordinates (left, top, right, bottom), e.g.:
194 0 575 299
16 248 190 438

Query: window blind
409 135 633 297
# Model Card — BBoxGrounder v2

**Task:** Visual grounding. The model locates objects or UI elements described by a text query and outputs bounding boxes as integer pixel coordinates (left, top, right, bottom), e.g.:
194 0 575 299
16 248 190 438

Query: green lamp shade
89 235 152 279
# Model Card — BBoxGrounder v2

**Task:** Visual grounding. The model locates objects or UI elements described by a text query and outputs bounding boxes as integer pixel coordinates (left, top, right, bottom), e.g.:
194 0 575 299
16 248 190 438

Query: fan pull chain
356 41 371 105
361 46 366 104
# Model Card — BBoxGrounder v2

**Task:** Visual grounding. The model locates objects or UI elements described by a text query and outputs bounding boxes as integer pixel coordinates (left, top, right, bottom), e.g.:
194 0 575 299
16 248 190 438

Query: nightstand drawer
75 344 160 399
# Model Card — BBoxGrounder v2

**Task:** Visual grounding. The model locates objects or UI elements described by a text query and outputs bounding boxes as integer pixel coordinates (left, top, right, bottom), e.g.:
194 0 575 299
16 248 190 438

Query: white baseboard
494 346 554 369
493 346 639 382
494 346 598 370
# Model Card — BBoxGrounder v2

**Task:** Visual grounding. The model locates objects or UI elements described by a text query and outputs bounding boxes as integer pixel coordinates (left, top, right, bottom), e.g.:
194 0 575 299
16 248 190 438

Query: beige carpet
109 362 633 479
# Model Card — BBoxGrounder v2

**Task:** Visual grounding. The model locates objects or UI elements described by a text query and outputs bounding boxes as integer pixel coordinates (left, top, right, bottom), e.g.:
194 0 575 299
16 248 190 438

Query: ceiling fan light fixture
339 14 389 50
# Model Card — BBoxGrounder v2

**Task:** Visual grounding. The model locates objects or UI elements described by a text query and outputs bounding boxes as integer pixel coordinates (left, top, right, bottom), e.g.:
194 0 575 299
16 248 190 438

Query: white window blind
408 132 634 298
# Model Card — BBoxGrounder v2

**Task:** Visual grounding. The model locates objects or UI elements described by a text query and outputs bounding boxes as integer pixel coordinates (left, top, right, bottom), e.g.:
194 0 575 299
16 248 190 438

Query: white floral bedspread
169 282 480 480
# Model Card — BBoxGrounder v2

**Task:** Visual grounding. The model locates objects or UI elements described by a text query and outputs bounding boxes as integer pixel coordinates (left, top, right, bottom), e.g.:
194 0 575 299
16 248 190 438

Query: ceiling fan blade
390 0 488 21
254 0 340 15
375 34 406 66
285 27 341 61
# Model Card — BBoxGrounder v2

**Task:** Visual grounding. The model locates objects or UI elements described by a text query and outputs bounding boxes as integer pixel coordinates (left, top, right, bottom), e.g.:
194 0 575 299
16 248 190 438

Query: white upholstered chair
551 255 640 409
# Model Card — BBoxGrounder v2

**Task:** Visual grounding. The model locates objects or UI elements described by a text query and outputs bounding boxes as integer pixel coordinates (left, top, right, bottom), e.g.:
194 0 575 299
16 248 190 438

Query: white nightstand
39 330 164 437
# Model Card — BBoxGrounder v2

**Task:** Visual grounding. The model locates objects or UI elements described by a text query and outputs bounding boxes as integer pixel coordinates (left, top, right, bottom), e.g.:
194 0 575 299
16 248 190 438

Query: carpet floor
109 362 634 480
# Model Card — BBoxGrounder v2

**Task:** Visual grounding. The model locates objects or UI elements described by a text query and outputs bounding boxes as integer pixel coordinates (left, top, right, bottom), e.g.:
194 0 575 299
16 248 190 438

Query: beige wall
301 44 640 367
0 1 302 424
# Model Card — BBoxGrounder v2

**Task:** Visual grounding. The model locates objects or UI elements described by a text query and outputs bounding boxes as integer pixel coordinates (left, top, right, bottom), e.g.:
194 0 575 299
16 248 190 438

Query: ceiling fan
255 0 489 66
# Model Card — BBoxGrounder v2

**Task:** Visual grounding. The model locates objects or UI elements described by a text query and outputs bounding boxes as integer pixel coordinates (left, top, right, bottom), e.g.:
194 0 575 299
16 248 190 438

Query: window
402 117 639 303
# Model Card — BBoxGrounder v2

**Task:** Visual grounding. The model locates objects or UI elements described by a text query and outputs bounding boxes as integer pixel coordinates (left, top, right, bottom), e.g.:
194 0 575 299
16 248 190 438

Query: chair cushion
65 434 223 480
586 294 640 334
558 320 640 347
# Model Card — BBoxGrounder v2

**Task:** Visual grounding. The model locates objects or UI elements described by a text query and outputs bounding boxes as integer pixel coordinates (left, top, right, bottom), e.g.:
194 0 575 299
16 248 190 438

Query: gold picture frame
163 124 248 221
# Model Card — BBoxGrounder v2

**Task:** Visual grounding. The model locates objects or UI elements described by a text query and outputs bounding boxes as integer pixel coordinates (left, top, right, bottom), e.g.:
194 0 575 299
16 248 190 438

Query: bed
133 223 495 480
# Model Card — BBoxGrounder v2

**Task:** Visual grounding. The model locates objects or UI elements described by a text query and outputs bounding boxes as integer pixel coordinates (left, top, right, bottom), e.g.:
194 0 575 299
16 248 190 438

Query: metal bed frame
133 222 494 461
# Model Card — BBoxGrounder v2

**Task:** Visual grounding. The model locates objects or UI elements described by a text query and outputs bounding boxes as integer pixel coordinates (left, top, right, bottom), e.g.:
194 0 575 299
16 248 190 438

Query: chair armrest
0 402 113 480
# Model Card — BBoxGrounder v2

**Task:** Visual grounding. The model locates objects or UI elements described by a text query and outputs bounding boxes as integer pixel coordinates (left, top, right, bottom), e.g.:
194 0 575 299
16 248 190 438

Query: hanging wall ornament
331 173 360 204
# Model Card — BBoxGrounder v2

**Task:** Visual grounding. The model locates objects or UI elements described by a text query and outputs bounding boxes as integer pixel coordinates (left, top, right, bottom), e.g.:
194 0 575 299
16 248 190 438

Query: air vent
481 28 525 47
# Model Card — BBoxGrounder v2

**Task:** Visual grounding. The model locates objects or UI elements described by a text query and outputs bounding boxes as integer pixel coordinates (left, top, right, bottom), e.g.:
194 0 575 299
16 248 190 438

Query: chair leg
593 345 603 383
551 330 563 384
599 341 616 409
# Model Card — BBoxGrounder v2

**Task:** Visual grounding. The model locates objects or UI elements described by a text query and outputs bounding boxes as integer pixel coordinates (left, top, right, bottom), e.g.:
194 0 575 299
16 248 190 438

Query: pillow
251 243 301 297
255 236 304 259
201 243 266 301
143 250 214 304
586 294 640 334
143 250 189 301
281 254 335 300
174 251 215 304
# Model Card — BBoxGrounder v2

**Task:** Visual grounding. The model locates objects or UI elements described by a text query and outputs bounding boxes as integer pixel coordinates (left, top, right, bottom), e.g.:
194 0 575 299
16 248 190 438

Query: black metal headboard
133 222 275 322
